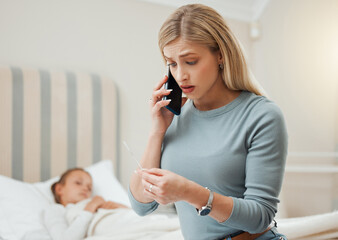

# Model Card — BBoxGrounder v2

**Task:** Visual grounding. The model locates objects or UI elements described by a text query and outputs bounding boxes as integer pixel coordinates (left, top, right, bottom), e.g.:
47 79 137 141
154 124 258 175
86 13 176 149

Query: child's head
51 168 93 205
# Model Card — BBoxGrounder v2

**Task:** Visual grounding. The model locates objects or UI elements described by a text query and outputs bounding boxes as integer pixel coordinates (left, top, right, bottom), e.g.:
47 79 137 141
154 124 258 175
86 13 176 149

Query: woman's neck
193 79 241 111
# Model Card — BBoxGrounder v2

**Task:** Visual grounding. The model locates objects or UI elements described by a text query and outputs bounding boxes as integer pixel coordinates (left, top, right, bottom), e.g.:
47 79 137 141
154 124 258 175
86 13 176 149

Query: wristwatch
197 187 214 216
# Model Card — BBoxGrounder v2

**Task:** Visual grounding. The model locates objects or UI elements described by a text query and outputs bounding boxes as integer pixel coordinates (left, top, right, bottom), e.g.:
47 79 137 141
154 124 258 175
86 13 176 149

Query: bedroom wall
253 0 338 217
0 0 251 189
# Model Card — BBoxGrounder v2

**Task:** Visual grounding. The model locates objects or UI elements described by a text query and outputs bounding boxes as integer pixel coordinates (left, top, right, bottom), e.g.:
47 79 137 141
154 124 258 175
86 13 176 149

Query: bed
0 66 182 240
0 65 338 240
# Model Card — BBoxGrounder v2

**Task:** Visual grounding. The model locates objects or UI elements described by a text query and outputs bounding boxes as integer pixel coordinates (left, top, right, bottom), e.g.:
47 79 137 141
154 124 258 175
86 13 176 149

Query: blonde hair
158 4 265 96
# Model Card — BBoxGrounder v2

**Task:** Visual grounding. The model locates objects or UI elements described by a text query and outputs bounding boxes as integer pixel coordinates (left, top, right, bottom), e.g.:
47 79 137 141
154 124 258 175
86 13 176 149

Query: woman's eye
168 63 177 67
187 61 197 65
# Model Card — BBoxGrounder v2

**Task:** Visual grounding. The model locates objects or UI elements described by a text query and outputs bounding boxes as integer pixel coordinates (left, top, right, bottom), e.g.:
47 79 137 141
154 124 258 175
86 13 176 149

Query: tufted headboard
0 66 119 182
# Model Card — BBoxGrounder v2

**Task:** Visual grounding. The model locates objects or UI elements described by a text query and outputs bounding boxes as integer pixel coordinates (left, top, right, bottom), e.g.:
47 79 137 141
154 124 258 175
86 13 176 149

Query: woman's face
163 38 225 109
57 170 93 205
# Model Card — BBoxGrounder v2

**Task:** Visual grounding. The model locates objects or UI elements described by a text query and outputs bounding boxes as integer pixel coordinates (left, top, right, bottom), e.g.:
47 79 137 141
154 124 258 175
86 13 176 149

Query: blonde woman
129 4 287 240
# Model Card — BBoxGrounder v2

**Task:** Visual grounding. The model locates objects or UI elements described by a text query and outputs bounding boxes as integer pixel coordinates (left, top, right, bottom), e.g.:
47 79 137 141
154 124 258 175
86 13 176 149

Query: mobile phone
163 65 182 115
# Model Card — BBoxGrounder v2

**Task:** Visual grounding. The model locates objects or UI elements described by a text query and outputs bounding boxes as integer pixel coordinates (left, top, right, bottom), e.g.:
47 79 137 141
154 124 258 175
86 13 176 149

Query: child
44 168 128 240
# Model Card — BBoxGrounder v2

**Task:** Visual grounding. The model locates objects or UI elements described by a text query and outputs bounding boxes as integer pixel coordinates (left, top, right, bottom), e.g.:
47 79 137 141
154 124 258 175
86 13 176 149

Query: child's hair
51 168 91 204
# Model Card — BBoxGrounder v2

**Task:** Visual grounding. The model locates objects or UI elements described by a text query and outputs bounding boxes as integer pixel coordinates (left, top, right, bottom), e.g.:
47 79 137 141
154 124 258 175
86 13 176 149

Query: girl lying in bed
44 168 181 240
45 168 128 240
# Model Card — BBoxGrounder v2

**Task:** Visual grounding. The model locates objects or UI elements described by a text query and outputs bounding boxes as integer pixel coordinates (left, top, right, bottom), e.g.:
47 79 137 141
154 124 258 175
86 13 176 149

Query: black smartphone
163 65 182 115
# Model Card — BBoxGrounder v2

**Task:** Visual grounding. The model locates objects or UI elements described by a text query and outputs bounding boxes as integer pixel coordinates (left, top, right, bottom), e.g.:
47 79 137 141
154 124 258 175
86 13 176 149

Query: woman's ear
217 51 223 65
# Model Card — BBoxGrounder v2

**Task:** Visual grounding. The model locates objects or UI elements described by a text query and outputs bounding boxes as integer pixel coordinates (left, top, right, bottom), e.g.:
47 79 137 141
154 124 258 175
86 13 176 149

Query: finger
152 99 171 113
152 88 172 101
140 171 162 185
153 75 168 91
139 177 157 196
143 184 158 197
143 168 166 176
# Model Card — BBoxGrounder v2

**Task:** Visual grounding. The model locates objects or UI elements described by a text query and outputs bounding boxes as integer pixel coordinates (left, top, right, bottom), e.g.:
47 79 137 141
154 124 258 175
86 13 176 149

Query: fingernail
166 99 172 102
167 89 173 92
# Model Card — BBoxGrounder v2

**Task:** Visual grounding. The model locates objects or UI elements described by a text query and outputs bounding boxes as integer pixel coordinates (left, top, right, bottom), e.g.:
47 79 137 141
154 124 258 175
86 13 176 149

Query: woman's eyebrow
179 52 197 58
164 55 172 61
164 52 197 60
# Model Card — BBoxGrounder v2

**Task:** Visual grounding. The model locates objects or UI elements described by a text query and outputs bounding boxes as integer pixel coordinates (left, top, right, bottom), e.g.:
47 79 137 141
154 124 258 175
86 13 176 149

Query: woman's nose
175 66 188 83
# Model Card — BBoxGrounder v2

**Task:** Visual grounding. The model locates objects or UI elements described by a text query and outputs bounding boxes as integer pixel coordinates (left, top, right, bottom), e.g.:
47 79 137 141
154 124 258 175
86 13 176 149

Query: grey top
129 91 288 240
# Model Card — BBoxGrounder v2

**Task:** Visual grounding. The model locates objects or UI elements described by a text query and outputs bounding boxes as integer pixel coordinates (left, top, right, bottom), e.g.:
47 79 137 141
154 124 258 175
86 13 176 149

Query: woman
129 4 287 240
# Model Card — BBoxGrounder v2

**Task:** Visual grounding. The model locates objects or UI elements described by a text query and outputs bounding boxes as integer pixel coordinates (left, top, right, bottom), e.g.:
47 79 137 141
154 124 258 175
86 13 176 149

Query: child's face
57 170 93 205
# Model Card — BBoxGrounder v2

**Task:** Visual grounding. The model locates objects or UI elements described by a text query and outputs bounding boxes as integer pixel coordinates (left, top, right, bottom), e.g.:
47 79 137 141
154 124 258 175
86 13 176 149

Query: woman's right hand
149 75 175 136
129 76 187 203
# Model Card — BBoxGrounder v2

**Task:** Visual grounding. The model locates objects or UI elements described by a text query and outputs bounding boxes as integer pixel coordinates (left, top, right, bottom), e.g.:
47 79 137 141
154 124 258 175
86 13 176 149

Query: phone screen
163 66 182 115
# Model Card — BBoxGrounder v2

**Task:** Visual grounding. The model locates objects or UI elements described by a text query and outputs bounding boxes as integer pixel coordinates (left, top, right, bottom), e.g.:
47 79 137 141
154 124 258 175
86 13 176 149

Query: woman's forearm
183 180 233 223
129 133 164 203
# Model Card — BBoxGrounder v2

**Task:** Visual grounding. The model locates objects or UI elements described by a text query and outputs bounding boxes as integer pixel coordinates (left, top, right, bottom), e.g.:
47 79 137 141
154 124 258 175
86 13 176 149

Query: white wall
253 0 338 155
253 0 338 217
0 0 251 189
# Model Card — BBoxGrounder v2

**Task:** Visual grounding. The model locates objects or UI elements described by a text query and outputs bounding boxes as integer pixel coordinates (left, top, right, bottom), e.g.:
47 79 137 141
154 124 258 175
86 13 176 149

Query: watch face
200 207 211 216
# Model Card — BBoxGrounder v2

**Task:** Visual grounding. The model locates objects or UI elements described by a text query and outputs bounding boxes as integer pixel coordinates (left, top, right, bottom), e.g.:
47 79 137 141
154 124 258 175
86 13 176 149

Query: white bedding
86 208 182 239
277 211 338 239
1 160 338 240
24 205 182 240
0 160 132 240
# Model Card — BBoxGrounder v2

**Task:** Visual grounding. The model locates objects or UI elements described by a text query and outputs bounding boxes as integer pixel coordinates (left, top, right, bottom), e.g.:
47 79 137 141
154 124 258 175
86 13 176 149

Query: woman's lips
181 85 195 94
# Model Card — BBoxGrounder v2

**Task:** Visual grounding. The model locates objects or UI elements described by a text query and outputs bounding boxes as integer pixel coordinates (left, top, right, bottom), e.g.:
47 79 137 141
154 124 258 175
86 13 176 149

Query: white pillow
33 159 130 205
0 175 49 240
0 159 130 240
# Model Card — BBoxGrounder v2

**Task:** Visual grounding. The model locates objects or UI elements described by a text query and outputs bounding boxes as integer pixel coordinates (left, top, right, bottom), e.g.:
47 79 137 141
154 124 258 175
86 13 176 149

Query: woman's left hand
137 168 190 205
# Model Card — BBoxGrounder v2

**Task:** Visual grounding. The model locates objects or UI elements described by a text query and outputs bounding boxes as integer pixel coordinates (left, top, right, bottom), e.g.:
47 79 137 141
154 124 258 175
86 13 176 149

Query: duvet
24 199 183 240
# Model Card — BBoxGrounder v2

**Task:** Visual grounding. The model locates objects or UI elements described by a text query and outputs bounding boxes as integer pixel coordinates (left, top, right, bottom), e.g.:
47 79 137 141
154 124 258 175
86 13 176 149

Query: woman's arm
129 133 164 203
129 75 175 204
138 168 233 222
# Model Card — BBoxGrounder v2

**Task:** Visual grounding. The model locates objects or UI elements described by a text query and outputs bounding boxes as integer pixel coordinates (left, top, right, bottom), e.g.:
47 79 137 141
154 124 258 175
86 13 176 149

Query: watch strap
205 187 213 207
196 187 213 216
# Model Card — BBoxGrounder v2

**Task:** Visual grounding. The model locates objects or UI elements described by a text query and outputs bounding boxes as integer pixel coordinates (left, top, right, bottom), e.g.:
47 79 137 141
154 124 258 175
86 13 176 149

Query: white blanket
87 208 183 240
277 211 338 239
66 201 183 240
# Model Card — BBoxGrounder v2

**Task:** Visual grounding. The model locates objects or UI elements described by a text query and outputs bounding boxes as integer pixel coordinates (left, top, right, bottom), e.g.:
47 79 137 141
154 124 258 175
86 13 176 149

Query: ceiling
137 0 271 22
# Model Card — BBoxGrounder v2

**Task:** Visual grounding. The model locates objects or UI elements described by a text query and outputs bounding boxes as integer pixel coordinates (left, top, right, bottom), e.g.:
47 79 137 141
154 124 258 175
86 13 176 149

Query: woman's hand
150 76 188 136
84 196 106 213
137 168 191 205
150 76 175 135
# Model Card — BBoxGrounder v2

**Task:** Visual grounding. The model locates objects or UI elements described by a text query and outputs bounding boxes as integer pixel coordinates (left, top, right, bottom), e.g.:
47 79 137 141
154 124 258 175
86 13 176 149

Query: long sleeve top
129 91 288 240
43 201 93 240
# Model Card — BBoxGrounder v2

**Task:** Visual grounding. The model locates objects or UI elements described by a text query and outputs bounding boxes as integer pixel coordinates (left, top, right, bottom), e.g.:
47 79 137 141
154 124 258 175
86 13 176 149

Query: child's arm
85 195 129 211
44 204 93 240
84 196 106 213
100 201 129 209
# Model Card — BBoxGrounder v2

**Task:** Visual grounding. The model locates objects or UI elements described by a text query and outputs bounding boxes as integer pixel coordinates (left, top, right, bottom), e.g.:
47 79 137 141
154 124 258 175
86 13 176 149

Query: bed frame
0 66 120 182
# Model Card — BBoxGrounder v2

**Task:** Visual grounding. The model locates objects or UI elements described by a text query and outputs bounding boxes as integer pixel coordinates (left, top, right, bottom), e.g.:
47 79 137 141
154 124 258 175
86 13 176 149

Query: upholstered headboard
0 66 119 182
